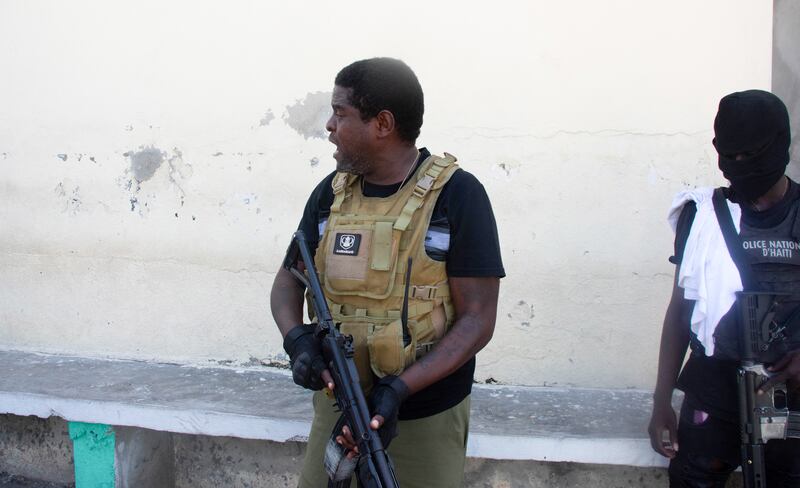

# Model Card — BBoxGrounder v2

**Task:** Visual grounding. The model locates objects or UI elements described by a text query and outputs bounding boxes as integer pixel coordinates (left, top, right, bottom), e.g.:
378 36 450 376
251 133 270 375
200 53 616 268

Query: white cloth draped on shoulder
667 187 743 356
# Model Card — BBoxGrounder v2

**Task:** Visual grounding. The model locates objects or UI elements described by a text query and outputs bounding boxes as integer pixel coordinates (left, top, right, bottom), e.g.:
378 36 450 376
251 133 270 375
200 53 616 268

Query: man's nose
325 115 335 133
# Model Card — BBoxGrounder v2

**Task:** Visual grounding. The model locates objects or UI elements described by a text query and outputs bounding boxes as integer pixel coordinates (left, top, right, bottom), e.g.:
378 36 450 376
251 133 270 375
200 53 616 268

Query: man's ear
373 110 396 139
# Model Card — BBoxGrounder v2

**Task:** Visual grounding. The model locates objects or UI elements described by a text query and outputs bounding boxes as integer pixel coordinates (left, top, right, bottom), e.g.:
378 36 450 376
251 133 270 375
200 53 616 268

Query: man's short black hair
335 58 424 143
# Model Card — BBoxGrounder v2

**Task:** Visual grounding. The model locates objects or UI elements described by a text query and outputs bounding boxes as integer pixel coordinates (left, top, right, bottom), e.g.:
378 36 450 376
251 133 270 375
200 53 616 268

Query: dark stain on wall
124 147 165 183
283 91 332 140
259 110 275 127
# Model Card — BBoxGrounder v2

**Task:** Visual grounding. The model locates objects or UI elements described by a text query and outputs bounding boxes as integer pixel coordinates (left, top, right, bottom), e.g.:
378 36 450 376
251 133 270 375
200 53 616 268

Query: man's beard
335 150 372 176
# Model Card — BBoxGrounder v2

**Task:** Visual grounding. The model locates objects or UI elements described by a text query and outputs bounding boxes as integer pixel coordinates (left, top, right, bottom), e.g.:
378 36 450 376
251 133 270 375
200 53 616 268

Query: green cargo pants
298 391 471 488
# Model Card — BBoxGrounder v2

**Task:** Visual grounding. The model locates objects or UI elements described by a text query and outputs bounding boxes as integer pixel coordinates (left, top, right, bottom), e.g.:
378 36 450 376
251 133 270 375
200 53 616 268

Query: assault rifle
736 292 800 488
283 230 400 488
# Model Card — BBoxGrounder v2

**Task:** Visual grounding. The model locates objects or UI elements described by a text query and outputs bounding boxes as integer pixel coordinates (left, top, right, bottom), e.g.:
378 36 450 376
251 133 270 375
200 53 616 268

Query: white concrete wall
0 0 773 389
774 0 800 181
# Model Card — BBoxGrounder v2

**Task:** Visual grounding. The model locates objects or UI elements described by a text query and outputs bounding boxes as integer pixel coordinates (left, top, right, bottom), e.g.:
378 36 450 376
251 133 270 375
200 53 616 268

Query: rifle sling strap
712 187 758 291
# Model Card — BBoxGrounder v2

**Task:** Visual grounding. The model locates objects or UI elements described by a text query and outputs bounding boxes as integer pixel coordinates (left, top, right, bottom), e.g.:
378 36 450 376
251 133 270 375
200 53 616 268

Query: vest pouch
367 319 417 378
403 310 447 360
323 219 400 299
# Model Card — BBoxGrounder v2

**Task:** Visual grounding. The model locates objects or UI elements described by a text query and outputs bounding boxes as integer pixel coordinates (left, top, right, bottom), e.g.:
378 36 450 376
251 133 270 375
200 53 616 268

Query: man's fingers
309 357 333 389
370 415 385 430
759 372 786 393
321 369 335 390
649 429 669 458
291 352 311 385
338 425 359 456
341 425 355 445
769 354 792 372
669 425 679 455
648 415 678 459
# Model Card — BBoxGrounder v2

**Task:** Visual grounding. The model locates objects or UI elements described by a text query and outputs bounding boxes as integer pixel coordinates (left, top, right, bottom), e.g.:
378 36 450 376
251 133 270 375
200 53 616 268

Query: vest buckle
411 285 437 300
412 175 435 199
416 342 436 358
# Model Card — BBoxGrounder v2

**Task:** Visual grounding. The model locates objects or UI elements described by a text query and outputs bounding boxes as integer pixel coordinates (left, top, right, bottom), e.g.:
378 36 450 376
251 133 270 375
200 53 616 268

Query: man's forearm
653 272 692 402
270 266 307 337
399 276 499 396
400 313 492 395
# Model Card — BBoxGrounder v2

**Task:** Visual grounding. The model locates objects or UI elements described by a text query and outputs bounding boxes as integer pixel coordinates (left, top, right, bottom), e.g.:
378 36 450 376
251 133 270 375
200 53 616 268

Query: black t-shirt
298 148 505 419
671 179 800 420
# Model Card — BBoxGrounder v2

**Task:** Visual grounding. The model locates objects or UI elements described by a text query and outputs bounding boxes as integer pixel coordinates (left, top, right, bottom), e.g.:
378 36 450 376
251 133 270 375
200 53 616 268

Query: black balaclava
713 89 791 202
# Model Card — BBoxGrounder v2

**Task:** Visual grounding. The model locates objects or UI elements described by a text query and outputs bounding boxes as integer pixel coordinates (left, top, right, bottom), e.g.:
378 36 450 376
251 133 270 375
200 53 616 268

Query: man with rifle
270 57 504 488
648 90 800 487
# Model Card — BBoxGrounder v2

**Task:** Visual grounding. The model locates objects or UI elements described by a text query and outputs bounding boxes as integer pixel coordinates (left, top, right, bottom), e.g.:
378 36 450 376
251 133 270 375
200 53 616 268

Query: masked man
649 90 800 487
270 57 505 488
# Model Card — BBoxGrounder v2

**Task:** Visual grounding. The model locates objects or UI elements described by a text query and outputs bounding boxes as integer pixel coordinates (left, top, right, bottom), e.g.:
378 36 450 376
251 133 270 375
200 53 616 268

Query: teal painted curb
68 422 115 488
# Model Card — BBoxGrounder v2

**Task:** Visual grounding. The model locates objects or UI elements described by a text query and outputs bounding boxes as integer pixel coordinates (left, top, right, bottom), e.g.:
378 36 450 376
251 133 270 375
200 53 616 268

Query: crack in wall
452 127 708 141
4 250 278 275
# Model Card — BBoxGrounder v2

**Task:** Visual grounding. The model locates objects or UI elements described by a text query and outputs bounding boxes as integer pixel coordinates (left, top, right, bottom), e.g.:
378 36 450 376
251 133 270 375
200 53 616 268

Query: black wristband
378 375 410 403
282 324 315 355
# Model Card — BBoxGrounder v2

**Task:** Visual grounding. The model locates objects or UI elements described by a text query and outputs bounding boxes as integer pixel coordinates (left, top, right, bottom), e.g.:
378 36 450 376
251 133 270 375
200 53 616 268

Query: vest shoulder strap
393 153 459 231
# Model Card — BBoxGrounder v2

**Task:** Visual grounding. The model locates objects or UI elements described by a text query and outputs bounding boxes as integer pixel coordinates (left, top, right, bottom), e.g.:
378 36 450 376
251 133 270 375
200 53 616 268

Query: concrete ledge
0 350 672 468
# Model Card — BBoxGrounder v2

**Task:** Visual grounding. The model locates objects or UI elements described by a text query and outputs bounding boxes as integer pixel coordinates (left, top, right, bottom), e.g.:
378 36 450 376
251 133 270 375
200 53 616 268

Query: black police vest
710 198 800 362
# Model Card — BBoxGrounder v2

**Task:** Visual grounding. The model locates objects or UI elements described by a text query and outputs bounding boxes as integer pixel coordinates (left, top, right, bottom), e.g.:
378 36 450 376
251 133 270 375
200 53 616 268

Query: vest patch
333 233 361 256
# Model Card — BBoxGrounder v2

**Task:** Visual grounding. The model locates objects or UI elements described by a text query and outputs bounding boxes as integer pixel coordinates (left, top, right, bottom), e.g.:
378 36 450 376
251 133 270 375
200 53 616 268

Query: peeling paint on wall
218 192 262 222
125 146 165 183
259 110 274 127
491 162 519 180
166 147 193 195
283 91 332 140
54 182 82 215
57 154 68 162
507 300 535 331
310 157 319 167
117 146 192 217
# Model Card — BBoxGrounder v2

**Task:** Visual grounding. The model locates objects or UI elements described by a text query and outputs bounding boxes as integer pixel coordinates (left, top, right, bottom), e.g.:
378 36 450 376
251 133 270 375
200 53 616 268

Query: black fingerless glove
368 375 410 447
283 324 326 391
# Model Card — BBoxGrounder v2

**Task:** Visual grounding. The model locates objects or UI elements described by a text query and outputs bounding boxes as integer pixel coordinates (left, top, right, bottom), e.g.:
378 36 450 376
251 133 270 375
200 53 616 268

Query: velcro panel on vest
323 218 400 299
370 222 394 271
325 228 372 281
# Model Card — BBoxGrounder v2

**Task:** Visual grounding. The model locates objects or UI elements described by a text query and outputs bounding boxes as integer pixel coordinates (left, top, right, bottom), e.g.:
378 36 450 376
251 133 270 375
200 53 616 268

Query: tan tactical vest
312 153 459 391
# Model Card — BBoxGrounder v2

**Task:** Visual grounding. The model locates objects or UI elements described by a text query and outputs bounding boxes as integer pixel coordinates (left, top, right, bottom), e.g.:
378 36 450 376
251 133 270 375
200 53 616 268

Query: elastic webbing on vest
394 155 455 231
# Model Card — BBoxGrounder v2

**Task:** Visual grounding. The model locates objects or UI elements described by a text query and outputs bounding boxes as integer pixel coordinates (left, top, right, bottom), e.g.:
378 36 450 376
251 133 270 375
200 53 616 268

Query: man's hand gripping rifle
736 292 800 488
283 230 400 488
